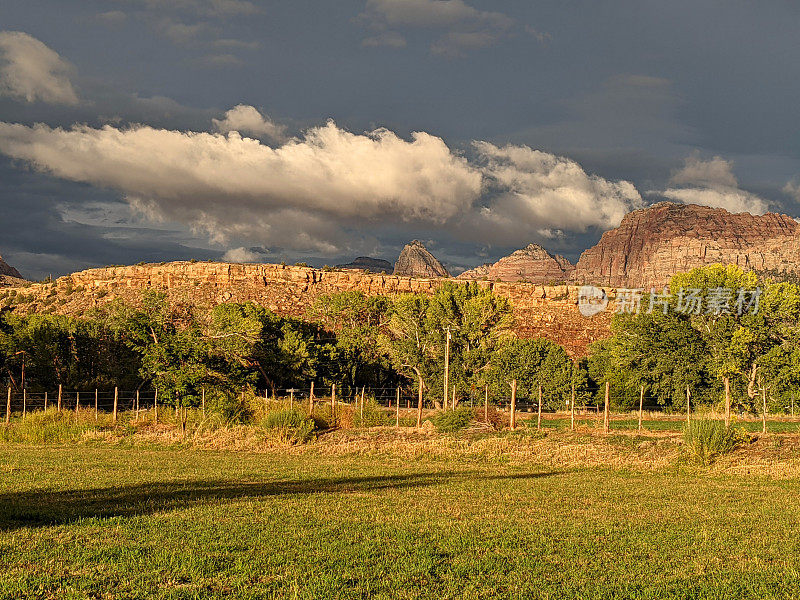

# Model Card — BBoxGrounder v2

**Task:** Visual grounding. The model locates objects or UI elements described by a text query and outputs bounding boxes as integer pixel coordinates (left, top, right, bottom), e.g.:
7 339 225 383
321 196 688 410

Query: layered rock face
458 244 574 283
572 203 800 288
336 257 393 273
393 240 450 278
0 255 21 279
3 261 615 357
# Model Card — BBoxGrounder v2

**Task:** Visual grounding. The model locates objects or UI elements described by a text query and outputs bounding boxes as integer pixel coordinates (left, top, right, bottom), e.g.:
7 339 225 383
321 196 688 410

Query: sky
0 1 799 279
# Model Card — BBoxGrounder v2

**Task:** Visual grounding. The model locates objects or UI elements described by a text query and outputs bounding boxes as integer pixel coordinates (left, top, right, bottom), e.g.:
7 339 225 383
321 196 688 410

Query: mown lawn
1 444 800 599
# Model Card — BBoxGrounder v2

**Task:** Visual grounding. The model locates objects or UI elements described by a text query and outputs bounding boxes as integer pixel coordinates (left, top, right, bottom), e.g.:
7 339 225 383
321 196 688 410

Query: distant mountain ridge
336 257 393 273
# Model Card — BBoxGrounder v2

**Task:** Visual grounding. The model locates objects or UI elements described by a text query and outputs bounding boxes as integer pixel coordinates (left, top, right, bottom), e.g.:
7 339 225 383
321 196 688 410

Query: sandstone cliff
458 243 574 283
0 261 615 357
393 240 450 278
572 203 800 288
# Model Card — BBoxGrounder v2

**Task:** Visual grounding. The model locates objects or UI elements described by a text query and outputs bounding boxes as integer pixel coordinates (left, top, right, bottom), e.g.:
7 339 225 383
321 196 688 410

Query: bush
208 389 254 424
263 408 316 443
431 407 475 432
683 418 743 465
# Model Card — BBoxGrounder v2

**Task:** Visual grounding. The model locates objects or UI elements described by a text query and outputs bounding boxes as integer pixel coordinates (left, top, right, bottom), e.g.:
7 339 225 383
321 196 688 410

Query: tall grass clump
684 418 742 465
352 399 391 428
431 406 475 433
263 407 316 443
0 410 103 444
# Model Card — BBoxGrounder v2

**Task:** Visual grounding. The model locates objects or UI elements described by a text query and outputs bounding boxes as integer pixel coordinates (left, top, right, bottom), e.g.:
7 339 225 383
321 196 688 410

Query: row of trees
3 264 797 414
588 265 800 413
0 283 583 409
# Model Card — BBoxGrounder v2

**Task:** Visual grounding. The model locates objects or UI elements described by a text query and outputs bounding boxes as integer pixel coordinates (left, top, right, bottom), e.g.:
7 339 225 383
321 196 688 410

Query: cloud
661 153 769 214
470 141 643 242
358 0 521 56
212 105 287 142
122 0 262 17
221 246 264 262
96 11 129 26
0 120 482 252
362 31 408 48
0 31 79 105
0 116 646 256
783 180 800 203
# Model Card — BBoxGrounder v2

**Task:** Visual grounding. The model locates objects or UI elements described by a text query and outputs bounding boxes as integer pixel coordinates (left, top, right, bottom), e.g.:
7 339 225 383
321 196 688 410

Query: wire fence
3 385 798 423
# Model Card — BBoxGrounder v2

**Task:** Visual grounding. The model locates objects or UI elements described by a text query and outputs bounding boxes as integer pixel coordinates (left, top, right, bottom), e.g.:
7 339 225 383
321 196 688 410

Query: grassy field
2 438 800 599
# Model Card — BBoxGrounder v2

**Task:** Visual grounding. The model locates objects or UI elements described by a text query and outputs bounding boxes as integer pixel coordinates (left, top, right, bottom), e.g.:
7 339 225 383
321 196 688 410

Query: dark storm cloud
0 0 798 278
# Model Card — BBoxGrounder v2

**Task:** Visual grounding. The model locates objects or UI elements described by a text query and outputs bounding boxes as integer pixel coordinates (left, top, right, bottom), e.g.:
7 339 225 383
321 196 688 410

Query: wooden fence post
638 385 644 432
510 379 517 430
5 387 10 424
44 392 48 412
396 387 400 427
416 377 423 429
75 391 79 418
154 389 158 424
686 385 691 424
360 386 365 421
136 390 140 420
484 385 489 423
724 376 731 427
536 384 542 430
603 381 610 433
309 382 314 414
95 389 98 422
113 387 118 423
571 383 576 432
201 387 206 418
58 384 62 411
331 384 336 420
762 387 767 435
22 389 26 419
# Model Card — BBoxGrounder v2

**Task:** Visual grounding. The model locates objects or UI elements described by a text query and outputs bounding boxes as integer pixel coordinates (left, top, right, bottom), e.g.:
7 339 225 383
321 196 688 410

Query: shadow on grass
0 471 558 530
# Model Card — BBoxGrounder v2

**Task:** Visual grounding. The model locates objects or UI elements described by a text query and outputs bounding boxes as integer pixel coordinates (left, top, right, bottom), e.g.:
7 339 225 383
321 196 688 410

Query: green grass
2 444 800 598
529 415 800 434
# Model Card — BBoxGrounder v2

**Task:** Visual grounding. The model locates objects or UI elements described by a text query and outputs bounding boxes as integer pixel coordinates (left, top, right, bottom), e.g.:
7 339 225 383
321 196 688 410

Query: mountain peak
393 241 450 278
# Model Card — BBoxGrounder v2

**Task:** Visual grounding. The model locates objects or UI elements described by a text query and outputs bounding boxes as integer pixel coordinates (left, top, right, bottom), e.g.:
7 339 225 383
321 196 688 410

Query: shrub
431 407 475 432
208 389 254 424
263 408 316 443
683 418 743 465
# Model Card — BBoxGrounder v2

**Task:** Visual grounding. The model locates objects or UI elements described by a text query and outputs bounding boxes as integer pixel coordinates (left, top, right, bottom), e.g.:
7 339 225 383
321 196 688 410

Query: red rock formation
458 244 574 283
572 203 800 288
0 254 22 280
393 240 450 278
4 261 617 357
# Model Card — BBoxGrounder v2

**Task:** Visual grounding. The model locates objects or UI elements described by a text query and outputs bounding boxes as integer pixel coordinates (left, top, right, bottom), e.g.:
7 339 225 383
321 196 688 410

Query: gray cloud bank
0 117 644 256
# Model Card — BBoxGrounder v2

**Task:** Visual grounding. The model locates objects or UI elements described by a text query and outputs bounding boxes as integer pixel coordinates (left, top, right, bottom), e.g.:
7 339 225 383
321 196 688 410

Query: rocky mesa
458 243 574 283
571 202 800 288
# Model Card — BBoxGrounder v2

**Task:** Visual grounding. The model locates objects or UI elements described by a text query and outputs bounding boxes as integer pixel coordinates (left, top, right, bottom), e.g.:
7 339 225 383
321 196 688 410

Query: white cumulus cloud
470 141 643 241
0 31 79 105
212 104 287 142
661 154 769 214
0 120 482 251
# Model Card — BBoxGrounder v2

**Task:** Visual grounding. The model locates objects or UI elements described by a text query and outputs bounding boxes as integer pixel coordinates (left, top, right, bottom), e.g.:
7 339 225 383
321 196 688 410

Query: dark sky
0 0 799 279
